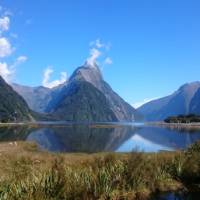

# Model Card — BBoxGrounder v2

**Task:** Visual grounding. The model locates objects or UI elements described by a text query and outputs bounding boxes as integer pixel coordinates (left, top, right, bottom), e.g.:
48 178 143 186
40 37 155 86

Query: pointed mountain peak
83 60 102 74
178 81 200 91
84 60 98 68
69 61 103 89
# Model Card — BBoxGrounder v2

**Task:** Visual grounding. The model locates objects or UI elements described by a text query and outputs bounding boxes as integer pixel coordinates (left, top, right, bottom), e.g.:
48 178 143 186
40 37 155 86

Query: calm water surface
151 191 200 200
0 122 200 153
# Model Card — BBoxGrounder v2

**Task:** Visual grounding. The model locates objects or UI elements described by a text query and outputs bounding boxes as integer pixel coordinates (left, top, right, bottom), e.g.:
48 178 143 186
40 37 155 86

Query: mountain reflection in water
0 123 200 153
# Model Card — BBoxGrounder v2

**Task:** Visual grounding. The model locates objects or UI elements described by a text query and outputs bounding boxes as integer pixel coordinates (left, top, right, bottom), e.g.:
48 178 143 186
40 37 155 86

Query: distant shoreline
0 121 141 128
1 121 200 128
145 121 200 129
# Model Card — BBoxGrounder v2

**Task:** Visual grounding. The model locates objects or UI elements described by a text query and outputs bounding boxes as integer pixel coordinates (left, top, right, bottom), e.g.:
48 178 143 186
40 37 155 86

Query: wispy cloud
104 57 112 65
0 56 28 82
11 56 28 68
86 39 112 68
86 48 101 67
0 5 28 83
0 16 10 33
0 37 12 57
132 97 159 109
0 14 12 58
42 67 67 88
0 62 12 82
16 56 27 64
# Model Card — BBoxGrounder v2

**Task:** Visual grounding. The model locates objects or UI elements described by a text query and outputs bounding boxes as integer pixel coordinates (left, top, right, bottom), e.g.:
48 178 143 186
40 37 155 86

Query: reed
0 141 199 199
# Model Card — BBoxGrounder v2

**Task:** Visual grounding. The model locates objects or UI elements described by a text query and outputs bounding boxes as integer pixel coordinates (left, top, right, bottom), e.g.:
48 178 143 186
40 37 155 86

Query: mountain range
10 62 142 122
1 60 200 123
138 81 200 121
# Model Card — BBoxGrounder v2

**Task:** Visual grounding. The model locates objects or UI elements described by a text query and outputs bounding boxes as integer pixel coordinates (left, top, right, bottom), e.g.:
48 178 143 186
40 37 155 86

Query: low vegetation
0 141 199 199
164 114 200 123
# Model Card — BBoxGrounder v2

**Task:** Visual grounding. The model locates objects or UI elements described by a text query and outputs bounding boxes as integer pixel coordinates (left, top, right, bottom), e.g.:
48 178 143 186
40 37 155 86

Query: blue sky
0 0 200 107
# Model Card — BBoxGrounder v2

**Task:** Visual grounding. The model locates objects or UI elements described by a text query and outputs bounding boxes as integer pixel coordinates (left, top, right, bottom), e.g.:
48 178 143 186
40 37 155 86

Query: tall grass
0 141 199 199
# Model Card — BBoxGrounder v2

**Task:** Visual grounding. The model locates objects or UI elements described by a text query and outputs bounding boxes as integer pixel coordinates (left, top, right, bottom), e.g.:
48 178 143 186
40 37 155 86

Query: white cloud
0 37 12 57
86 48 101 67
86 39 112 67
0 62 13 82
90 39 104 48
104 57 112 65
132 97 159 109
0 56 28 82
0 16 10 32
42 67 67 88
0 6 24 83
16 56 27 64
90 39 111 50
11 55 28 68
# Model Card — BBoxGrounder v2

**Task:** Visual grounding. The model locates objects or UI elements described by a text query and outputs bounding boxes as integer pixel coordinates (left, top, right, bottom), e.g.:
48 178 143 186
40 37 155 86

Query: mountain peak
178 81 200 92
69 62 103 90
138 80 200 121
84 60 99 69
11 63 142 122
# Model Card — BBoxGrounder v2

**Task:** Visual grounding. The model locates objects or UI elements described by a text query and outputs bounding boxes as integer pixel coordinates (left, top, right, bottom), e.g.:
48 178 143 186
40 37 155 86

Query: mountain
43 62 142 121
12 84 51 113
138 82 200 121
62 62 142 121
0 76 34 122
189 88 200 114
51 81 118 122
12 62 142 122
11 83 65 113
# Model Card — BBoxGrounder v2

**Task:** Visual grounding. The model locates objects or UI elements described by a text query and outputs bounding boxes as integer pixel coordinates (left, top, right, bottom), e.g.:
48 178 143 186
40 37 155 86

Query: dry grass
0 141 199 200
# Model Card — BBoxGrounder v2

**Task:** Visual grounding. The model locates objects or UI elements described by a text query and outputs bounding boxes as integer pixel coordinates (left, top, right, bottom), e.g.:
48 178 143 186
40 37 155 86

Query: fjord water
0 123 200 153
151 191 200 200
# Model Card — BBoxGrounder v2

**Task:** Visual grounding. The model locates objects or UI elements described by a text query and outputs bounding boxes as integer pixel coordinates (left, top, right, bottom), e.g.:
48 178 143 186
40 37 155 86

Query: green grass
0 141 199 199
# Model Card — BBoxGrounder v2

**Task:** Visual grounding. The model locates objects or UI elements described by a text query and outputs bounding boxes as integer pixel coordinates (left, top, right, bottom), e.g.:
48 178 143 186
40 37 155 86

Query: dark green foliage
0 126 32 141
164 114 200 123
0 76 33 122
186 140 200 155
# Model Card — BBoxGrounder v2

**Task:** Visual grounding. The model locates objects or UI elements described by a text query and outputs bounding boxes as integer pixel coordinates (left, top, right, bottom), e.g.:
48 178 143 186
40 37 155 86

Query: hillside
0 76 34 122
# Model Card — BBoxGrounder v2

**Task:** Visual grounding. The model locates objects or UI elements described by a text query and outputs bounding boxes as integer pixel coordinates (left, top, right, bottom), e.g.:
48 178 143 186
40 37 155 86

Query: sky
0 0 200 108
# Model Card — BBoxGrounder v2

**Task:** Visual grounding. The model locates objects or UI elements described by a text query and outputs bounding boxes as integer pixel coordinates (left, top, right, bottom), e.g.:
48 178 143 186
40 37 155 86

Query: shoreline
1 121 200 130
145 121 200 128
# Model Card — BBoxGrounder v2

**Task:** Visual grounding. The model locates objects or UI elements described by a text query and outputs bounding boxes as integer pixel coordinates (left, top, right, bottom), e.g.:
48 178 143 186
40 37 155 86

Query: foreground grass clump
0 141 199 200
